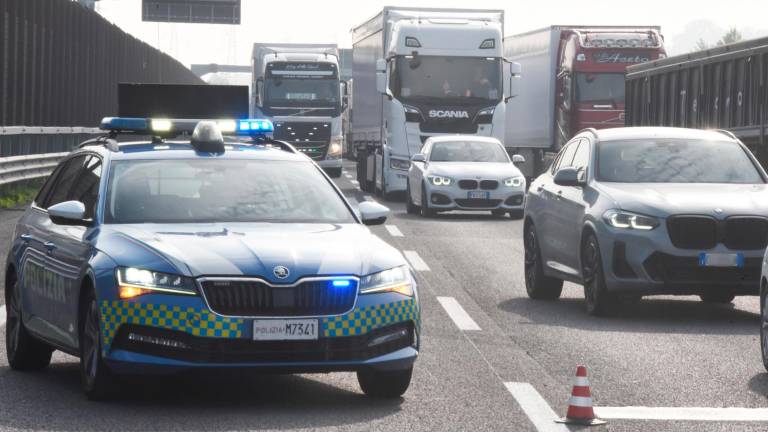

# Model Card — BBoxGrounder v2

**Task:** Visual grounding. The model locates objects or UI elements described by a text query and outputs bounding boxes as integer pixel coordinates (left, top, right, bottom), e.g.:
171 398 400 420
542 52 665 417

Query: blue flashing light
331 280 352 288
236 118 274 134
100 117 149 132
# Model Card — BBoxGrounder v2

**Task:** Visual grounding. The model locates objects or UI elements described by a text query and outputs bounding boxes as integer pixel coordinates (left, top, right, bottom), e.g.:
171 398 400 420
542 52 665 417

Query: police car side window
34 163 65 207
44 155 89 209
68 156 102 219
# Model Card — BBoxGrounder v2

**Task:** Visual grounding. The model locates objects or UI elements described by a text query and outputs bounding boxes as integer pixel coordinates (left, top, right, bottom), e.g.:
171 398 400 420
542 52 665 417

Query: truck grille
273 121 331 161
667 215 768 250
200 279 357 317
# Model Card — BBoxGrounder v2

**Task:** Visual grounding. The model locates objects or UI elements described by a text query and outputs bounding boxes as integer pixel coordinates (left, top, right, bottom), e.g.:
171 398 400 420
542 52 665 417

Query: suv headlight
504 176 525 188
390 157 410 170
327 136 343 158
116 267 197 299
603 210 660 231
428 175 453 186
359 265 414 297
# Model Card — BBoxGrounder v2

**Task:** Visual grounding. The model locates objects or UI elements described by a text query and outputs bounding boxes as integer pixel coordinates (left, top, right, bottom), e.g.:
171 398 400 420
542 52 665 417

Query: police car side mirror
359 201 389 226
48 200 90 226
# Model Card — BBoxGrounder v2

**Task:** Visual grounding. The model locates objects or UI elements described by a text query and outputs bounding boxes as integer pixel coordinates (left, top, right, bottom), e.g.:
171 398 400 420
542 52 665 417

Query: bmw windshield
430 141 509 162
105 159 355 223
597 139 765 183
391 56 502 103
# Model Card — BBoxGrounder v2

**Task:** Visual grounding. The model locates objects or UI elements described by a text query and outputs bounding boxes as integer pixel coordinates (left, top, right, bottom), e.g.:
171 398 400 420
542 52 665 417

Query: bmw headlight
390 157 411 171
504 176 525 188
116 267 197 299
327 136 343 158
359 265 414 297
429 175 453 186
603 210 660 231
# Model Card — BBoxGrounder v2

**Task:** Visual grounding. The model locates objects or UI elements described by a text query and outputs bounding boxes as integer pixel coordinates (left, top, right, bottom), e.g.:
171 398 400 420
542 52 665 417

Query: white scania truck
351 7 520 196
251 43 348 177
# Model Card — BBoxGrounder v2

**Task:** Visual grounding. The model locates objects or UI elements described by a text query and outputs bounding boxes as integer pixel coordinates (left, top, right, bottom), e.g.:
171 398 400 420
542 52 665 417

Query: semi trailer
351 7 520 197
251 43 348 177
504 25 666 177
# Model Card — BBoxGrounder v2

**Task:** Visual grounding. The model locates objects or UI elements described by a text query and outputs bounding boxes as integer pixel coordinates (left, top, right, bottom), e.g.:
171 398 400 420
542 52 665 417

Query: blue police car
4 118 420 400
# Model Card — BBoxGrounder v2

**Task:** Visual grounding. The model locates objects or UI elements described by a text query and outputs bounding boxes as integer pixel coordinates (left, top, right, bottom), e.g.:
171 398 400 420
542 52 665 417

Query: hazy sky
95 0 768 67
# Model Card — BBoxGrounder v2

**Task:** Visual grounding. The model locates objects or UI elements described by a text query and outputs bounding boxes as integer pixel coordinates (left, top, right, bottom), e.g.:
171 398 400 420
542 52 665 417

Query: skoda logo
273 265 290 279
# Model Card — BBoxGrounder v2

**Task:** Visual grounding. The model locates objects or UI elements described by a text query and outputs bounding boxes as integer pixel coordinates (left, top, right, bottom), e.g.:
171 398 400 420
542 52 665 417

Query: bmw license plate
253 319 318 341
698 252 744 268
468 191 490 199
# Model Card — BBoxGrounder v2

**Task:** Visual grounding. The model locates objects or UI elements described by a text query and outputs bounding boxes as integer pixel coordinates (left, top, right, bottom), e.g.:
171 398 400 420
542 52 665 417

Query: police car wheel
406 183 419 214
6 277 53 371
326 168 342 178
357 366 413 398
80 291 114 400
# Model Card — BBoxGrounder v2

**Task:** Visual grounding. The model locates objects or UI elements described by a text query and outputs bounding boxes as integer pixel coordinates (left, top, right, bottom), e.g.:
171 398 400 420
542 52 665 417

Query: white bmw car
406 136 526 218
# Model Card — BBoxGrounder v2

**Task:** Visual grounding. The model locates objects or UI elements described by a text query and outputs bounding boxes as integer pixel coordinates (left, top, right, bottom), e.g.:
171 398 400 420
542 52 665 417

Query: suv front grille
667 215 768 250
480 180 499 190
458 180 478 190
724 217 768 250
667 216 717 249
200 279 357 317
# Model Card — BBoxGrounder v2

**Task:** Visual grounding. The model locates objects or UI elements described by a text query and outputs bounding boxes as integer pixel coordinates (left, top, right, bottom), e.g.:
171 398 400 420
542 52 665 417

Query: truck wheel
80 289 115 400
523 223 563 300
406 183 419 215
326 168 342 178
6 276 53 371
420 184 435 218
699 293 735 303
357 366 413 398
582 232 615 316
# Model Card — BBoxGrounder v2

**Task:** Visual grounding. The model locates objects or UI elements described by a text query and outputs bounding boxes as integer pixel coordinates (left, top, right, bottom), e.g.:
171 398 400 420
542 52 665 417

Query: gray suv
524 127 768 315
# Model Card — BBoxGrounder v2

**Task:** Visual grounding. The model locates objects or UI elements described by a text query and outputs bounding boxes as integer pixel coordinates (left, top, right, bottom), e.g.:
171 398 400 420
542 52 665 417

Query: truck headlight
328 137 343 158
390 157 411 170
603 210 660 231
116 267 197 299
429 175 452 186
359 265 414 297
504 176 525 187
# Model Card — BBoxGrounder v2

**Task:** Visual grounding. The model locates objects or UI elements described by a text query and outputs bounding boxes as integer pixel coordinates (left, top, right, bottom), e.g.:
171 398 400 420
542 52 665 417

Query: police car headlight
504 176 525 188
429 175 452 186
328 137 343 158
359 265 414 297
116 267 197 299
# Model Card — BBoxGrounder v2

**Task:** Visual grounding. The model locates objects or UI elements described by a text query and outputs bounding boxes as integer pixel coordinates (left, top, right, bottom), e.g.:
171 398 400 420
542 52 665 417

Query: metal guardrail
0 126 102 186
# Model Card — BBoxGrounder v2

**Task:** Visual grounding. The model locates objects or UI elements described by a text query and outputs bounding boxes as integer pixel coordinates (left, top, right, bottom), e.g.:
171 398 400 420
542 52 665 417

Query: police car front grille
200 279 357 317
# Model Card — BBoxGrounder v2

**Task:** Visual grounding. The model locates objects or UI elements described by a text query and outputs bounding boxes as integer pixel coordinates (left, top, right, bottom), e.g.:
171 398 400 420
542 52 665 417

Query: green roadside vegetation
0 179 44 209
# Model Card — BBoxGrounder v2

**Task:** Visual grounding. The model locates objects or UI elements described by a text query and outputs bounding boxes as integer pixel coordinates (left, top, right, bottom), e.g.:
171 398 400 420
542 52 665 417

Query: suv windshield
597 139 765 183
575 72 625 104
391 56 502 102
430 141 509 163
106 159 355 224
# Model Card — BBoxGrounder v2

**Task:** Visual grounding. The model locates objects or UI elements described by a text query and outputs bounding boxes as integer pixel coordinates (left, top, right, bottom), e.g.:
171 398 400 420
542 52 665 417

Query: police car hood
97 223 405 283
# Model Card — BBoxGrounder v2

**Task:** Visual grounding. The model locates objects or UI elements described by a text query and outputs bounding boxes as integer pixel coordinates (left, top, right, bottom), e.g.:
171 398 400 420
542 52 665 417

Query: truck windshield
392 56 502 102
575 72 625 104
430 141 509 163
597 139 765 183
106 159 355 224
264 78 339 109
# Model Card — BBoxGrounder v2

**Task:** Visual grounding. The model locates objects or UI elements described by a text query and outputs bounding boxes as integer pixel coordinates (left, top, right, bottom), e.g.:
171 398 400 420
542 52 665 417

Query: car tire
582 232 615 316
420 183 435 218
523 223 563 300
508 209 524 220
326 167 342 178
357 366 413 398
761 283 768 372
6 277 53 371
80 289 115 401
491 209 507 218
406 183 419 215
699 293 736 303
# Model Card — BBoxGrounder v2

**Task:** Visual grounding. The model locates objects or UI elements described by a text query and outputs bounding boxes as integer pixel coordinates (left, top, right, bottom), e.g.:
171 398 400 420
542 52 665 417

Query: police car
4 117 420 400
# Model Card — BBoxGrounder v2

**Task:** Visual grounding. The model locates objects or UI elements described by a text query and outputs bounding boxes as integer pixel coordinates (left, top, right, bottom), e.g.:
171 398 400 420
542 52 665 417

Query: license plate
698 252 744 268
468 191 490 199
253 319 319 341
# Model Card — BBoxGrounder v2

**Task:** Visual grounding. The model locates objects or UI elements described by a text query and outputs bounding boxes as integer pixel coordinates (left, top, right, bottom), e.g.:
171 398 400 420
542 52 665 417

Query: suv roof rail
713 129 738 140
78 135 119 152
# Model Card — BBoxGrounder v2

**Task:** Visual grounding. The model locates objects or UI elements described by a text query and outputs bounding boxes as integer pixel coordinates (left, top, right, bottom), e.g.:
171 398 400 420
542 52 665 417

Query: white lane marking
0 303 5 328
344 174 353 179
437 296 481 331
504 383 569 432
403 250 430 272
363 195 375 202
595 407 768 422
385 225 404 237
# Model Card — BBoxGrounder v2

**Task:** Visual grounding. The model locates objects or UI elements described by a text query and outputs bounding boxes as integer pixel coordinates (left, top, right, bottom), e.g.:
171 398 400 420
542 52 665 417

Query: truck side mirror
255 77 264 105
376 72 387 95
341 80 349 111
505 62 522 102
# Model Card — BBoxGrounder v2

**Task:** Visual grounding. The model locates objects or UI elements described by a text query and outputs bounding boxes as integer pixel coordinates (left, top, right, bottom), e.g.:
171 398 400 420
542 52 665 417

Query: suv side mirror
48 200 90 226
511 154 525 164
553 167 585 187
358 201 389 226
411 153 426 163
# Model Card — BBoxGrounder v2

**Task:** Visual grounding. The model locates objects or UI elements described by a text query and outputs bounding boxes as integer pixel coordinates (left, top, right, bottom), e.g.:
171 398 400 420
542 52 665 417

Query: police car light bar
100 117 274 136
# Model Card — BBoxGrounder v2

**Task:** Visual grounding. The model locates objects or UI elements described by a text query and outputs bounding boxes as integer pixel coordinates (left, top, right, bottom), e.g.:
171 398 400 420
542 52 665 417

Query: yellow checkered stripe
322 299 419 337
100 300 244 351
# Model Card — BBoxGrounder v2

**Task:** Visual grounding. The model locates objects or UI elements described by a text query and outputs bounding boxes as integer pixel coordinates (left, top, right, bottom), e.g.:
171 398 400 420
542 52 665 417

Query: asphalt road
0 161 767 431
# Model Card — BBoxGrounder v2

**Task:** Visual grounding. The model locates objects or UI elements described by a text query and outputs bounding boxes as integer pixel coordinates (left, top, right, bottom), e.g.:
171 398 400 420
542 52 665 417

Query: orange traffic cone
555 365 607 426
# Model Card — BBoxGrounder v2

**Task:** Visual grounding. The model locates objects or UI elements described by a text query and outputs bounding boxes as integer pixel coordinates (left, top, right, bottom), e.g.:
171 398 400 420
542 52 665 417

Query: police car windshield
430 141 509 163
105 159 355 224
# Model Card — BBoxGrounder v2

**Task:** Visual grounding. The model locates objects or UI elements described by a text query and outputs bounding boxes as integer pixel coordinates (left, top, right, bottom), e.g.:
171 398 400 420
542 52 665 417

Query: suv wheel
420 184 436 218
6 277 52 371
357 366 413 398
523 223 563 299
80 289 115 400
582 232 614 316
699 293 736 303
406 183 419 215
762 284 768 372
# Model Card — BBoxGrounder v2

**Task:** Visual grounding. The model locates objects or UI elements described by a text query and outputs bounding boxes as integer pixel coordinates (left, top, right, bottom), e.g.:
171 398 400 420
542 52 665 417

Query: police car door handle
44 241 57 252
20 234 33 242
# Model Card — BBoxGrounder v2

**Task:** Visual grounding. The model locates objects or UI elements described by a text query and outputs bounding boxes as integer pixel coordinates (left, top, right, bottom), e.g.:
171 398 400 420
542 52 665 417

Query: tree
694 38 709 51
717 28 742 46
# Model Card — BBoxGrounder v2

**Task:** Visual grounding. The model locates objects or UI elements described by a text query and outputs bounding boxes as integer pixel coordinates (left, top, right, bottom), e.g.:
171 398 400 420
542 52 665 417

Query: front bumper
100 293 420 373
596 223 762 296
424 182 525 211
